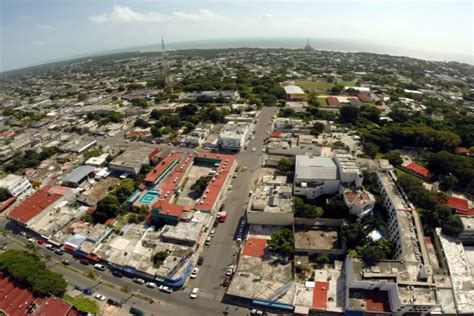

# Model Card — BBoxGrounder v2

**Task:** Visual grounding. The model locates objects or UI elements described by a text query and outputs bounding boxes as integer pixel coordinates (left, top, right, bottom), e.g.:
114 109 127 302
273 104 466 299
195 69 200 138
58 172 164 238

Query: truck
218 211 227 223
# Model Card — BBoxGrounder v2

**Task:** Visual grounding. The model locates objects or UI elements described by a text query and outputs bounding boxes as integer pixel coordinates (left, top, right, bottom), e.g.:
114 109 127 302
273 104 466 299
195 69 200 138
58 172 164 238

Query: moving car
158 285 173 293
133 278 145 284
190 287 199 299
94 293 106 301
145 282 157 288
94 263 106 271
190 268 199 279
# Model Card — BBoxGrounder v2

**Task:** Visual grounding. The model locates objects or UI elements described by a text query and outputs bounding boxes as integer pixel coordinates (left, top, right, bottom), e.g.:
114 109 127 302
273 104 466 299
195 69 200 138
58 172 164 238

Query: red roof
144 152 182 183
242 238 267 257
364 290 391 313
8 186 69 225
150 151 235 218
444 196 474 216
456 147 469 155
0 196 16 213
312 281 329 310
271 131 281 138
326 97 340 107
0 273 73 316
148 147 161 159
357 92 372 103
404 162 433 179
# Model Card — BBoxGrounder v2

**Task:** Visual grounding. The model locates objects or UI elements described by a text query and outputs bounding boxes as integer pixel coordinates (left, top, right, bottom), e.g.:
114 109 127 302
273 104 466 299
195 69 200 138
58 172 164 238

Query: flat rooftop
161 220 204 245
249 185 293 214
436 228 474 314
227 254 295 305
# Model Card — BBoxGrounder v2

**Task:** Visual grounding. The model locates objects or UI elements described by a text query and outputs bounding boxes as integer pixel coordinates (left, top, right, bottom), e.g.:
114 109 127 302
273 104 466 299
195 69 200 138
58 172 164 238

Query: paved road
189 107 277 295
0 106 278 316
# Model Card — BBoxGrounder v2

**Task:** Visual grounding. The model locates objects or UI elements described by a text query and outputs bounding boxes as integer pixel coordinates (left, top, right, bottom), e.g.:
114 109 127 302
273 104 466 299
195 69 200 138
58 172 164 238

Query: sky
0 0 472 72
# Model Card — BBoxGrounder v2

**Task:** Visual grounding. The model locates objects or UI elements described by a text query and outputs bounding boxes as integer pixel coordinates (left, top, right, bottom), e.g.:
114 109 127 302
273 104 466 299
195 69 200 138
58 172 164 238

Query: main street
0 106 278 316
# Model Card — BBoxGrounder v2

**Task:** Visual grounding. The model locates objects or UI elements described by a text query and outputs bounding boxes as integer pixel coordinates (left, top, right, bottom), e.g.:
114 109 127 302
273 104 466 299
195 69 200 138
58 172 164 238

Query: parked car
94 263 106 271
129 306 144 316
46 244 55 250
36 239 45 245
226 265 235 276
20 231 27 237
252 147 256 152
111 270 123 278
197 256 204 266
190 268 199 279
223 275 232 287
210 229 215 237
133 278 145 284
79 259 90 265
94 293 106 301
54 249 64 255
190 287 199 299
62 259 71 265
83 289 93 296
250 309 267 316
74 285 84 292
145 282 157 288
205 236 212 246
107 299 122 307
27 237 35 243
158 285 173 293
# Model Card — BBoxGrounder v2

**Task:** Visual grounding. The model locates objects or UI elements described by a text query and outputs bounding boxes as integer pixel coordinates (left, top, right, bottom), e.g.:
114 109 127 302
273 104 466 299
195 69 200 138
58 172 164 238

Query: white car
190 287 199 299
159 285 173 293
27 238 36 243
94 264 106 271
210 229 215 237
190 268 199 279
94 293 106 301
133 278 145 284
146 282 157 288
252 147 256 152
226 265 235 276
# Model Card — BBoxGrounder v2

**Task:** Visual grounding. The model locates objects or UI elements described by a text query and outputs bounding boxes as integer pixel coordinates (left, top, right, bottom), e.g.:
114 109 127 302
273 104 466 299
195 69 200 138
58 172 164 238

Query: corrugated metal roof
62 165 96 184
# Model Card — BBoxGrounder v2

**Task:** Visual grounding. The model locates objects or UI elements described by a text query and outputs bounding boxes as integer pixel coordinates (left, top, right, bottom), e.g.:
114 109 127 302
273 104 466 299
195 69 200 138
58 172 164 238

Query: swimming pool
139 190 160 204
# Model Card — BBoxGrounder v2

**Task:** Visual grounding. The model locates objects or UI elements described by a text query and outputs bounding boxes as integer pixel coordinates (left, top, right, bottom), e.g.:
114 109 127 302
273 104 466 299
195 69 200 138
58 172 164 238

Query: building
273 117 303 132
433 228 474 314
0 273 78 316
109 146 156 175
61 165 96 188
459 216 474 245
219 122 250 151
401 162 433 180
333 153 363 188
8 185 74 232
60 137 97 154
182 127 209 147
85 153 109 167
247 179 293 226
326 97 340 107
293 156 340 199
0 174 32 197
342 188 375 217
344 166 437 316
283 85 306 100
345 86 370 93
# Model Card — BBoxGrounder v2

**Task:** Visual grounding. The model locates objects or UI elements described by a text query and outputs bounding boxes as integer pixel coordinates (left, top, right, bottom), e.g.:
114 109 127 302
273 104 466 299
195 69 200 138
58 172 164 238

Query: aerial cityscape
0 1 473 316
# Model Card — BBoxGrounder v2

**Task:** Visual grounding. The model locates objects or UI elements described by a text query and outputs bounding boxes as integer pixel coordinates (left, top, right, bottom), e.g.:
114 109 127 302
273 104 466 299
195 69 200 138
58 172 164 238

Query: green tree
330 84 344 95
358 239 393 266
151 126 162 137
342 224 367 249
153 251 169 268
115 179 135 203
310 122 325 136
294 197 323 219
134 117 150 128
442 215 464 236
267 227 294 256
382 151 403 166
0 188 12 202
339 105 359 124
93 194 121 223
277 158 294 173
324 199 349 218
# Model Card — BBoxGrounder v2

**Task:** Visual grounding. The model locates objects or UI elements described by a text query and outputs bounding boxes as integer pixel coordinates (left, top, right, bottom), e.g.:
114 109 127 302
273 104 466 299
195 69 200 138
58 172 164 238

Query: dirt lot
83 177 121 202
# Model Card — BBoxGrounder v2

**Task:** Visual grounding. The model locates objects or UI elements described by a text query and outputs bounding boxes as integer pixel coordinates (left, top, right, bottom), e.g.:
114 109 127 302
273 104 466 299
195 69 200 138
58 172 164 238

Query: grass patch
295 80 355 91
83 270 96 280
375 152 383 160
121 283 130 293
63 294 99 314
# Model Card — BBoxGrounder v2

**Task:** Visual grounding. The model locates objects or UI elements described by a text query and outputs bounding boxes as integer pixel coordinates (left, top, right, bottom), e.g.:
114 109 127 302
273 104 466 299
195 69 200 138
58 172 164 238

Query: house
401 162 433 180
326 97 340 107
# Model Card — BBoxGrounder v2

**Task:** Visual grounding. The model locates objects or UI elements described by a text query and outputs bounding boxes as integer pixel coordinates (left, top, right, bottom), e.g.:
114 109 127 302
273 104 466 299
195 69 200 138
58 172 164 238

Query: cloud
32 41 46 47
173 9 216 21
90 5 166 23
36 24 53 30
260 13 273 22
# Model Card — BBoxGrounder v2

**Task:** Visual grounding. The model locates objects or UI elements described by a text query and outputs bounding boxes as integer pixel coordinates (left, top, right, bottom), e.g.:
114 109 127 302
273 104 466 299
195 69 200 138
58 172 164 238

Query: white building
219 122 250 151
342 188 375 218
247 179 293 226
0 174 32 197
183 127 209 147
334 153 363 188
293 156 340 199
273 117 303 132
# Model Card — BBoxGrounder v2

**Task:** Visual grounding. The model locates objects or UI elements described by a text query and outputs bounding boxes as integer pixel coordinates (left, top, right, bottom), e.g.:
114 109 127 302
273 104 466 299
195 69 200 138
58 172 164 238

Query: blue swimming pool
139 190 160 204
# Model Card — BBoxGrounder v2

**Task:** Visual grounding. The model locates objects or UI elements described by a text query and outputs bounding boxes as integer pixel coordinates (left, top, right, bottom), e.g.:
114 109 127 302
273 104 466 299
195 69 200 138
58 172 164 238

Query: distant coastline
2 37 472 74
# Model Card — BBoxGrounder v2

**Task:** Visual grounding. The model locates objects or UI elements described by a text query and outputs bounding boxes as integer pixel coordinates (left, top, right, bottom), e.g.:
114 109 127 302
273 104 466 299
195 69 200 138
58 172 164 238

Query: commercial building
8 185 75 231
273 118 303 132
61 165 96 187
333 153 363 188
293 156 340 199
247 178 293 226
85 153 109 167
182 127 209 147
283 85 306 100
219 122 250 151
109 145 157 175
0 174 32 197
60 137 97 154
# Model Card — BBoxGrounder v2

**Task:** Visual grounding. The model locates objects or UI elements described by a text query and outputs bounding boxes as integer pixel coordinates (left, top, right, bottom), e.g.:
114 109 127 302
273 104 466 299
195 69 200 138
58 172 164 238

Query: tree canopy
267 227 294 256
